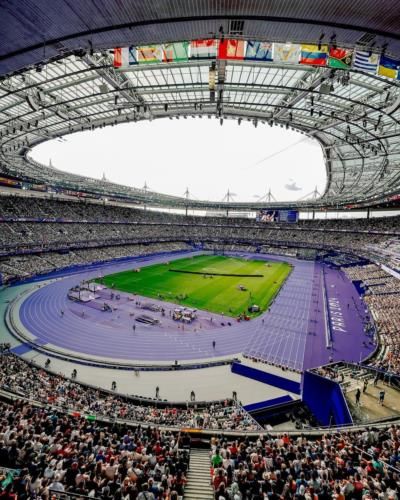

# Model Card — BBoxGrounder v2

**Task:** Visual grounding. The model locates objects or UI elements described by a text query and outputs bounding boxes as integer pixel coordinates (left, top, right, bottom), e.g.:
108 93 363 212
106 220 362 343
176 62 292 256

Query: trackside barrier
231 362 301 394
302 370 353 427
243 395 293 413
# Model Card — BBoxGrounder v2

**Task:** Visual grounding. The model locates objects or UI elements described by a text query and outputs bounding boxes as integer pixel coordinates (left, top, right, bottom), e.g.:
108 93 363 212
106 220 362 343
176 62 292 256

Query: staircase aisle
184 448 214 500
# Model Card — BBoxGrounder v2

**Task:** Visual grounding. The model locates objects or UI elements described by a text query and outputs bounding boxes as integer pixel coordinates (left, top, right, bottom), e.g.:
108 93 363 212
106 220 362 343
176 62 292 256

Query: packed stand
209 426 400 499
0 242 191 284
0 398 190 499
343 264 400 376
1 195 399 260
0 354 259 432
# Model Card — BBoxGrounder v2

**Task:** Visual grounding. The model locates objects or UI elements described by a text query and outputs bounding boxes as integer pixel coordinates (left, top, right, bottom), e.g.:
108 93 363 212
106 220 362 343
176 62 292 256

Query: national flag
245 41 273 61
274 43 301 64
113 47 137 68
353 50 379 73
218 39 245 60
378 54 400 79
137 45 163 64
162 41 189 62
300 44 328 66
328 47 353 69
190 39 218 59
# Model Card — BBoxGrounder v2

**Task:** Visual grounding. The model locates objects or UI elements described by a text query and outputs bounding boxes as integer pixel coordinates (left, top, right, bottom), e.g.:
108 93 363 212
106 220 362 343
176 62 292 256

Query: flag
218 39 245 60
162 41 189 62
328 47 353 69
190 39 218 59
245 41 273 61
274 43 301 64
378 54 400 79
113 47 137 68
137 45 163 64
353 50 379 73
300 44 328 66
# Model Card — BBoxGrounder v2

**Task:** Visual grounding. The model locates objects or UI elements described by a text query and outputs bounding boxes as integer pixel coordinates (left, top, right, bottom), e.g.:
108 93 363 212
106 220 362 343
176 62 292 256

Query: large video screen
279 210 299 223
256 210 279 222
256 209 298 223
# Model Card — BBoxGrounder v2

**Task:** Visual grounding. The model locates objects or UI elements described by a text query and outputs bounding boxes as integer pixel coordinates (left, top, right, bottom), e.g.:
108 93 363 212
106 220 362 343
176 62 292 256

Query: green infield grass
96 254 291 318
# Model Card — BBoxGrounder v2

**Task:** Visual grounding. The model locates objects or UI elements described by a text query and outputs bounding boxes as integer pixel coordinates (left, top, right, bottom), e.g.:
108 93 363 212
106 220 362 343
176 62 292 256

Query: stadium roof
0 1 400 210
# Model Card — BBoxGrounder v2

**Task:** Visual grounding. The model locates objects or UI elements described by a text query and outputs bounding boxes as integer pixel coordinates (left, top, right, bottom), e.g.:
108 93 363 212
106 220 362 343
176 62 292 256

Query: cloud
285 180 302 191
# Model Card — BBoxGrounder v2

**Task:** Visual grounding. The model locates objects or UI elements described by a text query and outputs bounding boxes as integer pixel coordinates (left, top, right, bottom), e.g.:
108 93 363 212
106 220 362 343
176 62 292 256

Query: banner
137 45 163 64
300 44 328 66
190 39 218 59
274 43 301 64
162 41 189 62
245 41 273 61
218 39 245 60
353 50 379 73
328 47 353 69
378 54 400 79
113 47 137 68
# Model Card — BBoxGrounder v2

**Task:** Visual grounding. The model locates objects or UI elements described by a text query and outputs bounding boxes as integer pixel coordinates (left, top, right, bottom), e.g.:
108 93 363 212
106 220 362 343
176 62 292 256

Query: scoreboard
256 209 299 223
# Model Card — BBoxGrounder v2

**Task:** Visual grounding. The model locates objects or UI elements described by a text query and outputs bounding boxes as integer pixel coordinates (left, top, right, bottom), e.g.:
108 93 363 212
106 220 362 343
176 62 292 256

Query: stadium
0 1 400 498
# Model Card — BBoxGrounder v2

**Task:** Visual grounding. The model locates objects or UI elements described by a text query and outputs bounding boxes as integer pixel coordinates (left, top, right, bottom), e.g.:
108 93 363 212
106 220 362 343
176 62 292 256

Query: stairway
184 448 213 500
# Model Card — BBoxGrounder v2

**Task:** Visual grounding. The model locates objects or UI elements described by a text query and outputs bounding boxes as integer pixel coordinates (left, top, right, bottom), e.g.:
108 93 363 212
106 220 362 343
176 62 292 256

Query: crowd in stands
1 195 400 287
1 195 400 232
209 426 400 499
367 239 400 273
0 398 190 499
0 218 394 257
343 264 400 376
0 243 191 284
0 354 260 432
1 393 400 500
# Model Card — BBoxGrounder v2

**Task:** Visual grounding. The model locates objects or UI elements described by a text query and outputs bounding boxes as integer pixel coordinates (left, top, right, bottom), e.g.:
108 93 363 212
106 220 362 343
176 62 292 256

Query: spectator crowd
0 398 190 499
209 425 400 499
343 264 400 376
0 354 259 432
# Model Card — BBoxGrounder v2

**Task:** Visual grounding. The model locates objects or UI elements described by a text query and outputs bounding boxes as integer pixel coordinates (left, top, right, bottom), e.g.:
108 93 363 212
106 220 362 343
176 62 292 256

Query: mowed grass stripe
97 255 291 317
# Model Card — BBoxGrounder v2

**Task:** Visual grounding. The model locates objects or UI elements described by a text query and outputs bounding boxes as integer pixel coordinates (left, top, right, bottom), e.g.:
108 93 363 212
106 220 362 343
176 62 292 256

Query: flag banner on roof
137 45 163 64
113 47 138 68
245 41 273 61
190 39 218 59
300 44 328 66
378 54 400 79
162 42 189 62
353 50 379 72
274 43 301 64
218 39 245 60
328 47 353 69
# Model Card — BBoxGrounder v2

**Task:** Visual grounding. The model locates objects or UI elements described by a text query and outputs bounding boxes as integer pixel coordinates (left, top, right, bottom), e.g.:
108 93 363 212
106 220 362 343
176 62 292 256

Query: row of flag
113 40 400 80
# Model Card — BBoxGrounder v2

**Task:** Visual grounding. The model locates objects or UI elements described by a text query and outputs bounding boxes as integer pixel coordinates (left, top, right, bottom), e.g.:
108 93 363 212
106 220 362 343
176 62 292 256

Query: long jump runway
13 251 375 369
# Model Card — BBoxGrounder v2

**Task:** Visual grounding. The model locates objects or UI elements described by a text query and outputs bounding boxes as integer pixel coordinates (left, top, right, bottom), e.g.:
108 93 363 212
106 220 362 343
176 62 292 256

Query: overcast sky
31 118 326 202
